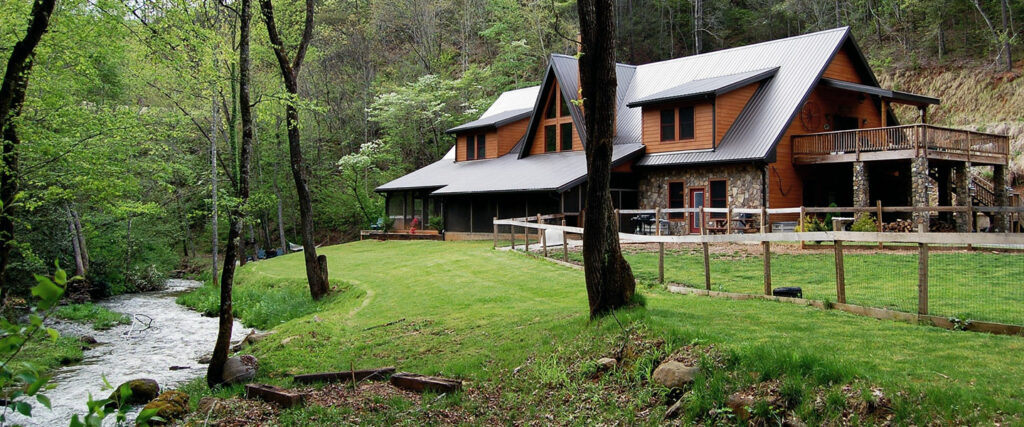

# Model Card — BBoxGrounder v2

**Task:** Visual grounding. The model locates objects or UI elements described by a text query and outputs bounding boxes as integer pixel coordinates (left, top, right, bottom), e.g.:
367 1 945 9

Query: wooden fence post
876 200 884 249
539 214 547 258
726 207 733 234
614 209 620 233
761 207 771 295
799 206 806 250
510 223 515 250
699 207 706 235
834 239 846 304
493 217 498 249
918 242 929 316
656 207 664 284
561 218 568 262
524 222 529 252
702 241 711 291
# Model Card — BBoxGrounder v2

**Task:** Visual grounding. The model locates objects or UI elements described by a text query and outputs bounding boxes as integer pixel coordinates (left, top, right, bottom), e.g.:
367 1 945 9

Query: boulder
596 357 617 370
223 355 259 384
141 390 189 425
106 379 159 408
651 361 698 389
726 393 755 420
79 335 98 345
197 353 212 364
231 330 274 352
196 396 226 415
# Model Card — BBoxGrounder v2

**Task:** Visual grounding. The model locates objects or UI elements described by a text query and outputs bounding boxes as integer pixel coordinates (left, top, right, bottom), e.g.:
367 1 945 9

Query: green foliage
54 303 130 330
800 215 828 232
176 275 349 330
851 214 878 232
427 216 444 231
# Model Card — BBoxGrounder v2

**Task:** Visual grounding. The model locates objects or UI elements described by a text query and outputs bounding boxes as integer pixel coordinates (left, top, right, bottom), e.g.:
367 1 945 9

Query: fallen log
389 372 462 394
292 367 396 385
244 383 304 408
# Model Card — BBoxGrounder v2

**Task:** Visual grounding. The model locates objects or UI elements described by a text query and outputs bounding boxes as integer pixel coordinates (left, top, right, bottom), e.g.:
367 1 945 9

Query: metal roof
626 67 779 107
376 143 644 195
819 78 940 106
446 108 533 133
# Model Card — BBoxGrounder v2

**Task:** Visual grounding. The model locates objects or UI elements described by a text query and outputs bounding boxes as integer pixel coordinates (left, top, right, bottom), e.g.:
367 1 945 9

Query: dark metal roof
626 67 779 107
376 144 644 195
819 78 940 106
445 108 533 134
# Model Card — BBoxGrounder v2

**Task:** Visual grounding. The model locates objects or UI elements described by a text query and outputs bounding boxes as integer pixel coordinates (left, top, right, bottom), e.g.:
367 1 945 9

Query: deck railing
792 124 1008 163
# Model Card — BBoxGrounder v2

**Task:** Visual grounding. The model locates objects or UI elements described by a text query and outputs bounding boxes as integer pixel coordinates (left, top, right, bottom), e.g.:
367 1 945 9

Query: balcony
792 124 1009 165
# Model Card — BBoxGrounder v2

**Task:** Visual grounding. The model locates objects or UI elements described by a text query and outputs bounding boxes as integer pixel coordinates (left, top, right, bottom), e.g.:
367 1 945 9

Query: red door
689 188 705 234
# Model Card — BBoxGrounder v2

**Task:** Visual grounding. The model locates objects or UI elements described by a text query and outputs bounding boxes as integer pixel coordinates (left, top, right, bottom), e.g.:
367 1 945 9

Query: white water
6 279 248 426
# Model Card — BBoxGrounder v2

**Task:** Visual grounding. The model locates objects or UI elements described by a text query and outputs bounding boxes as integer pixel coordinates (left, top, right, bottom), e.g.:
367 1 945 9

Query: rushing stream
8 279 249 426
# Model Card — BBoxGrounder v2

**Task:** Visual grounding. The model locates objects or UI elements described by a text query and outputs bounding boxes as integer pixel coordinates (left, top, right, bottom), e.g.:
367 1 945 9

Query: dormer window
679 106 694 140
535 81 576 154
660 107 695 141
660 110 674 141
466 134 485 160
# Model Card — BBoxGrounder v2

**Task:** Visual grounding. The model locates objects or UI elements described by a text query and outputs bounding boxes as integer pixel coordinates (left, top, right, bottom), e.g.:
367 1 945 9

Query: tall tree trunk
208 0 253 387
210 95 220 285
1001 0 1012 71
68 213 85 278
70 205 88 272
693 0 702 54
0 0 57 303
577 0 636 318
259 0 330 299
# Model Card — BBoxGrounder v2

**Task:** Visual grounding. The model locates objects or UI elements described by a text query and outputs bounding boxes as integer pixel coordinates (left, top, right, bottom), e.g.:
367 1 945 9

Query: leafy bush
850 214 877 232
427 216 444 231
54 303 130 330
176 277 351 329
800 215 828 232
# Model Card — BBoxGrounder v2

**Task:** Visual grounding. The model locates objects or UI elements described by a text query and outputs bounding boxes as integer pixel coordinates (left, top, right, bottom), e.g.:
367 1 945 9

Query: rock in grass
652 361 698 389
105 379 160 408
223 355 259 384
596 357 617 370
141 390 189 425
665 395 687 419
726 393 755 420
197 353 212 364
80 335 98 345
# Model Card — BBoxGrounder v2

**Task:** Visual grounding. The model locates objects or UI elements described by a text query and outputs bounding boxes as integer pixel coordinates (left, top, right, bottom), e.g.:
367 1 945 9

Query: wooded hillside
0 0 1020 296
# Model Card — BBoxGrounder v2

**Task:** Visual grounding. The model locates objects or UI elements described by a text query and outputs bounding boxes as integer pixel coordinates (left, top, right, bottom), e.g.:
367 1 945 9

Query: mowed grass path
219 241 1023 423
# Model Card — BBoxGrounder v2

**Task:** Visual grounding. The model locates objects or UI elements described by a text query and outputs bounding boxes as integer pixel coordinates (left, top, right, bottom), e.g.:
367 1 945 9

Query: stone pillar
852 161 869 220
993 164 1009 231
953 163 970 232
911 156 930 230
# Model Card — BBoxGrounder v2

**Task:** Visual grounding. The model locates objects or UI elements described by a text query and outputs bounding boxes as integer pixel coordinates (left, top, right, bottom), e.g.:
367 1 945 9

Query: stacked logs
882 219 956 232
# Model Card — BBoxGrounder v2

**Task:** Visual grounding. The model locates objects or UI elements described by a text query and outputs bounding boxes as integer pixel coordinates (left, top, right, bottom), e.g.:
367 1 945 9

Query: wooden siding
770 46 881 211
455 130 497 162
529 80 582 155
641 102 714 153
496 117 529 158
714 83 759 144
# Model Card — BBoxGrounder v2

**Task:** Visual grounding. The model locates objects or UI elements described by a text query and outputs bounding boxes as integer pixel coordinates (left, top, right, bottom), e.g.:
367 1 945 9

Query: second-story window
476 134 486 159
660 109 675 141
545 125 557 152
466 135 476 160
560 123 573 151
679 106 695 140
540 81 576 153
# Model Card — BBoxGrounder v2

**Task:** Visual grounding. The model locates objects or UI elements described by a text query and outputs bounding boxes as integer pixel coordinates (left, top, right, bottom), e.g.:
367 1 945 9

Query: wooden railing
792 124 1008 163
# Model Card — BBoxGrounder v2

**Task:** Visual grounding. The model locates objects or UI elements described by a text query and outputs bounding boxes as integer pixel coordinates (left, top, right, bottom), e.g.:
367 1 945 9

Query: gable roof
627 67 779 107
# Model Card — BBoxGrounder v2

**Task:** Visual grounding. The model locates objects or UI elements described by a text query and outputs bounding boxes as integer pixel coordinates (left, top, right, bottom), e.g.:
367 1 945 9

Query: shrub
850 214 877 232
428 216 444 231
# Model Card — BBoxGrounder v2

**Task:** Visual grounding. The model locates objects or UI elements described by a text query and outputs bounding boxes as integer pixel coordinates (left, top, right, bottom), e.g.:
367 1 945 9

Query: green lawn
567 244 1024 325
179 240 1024 425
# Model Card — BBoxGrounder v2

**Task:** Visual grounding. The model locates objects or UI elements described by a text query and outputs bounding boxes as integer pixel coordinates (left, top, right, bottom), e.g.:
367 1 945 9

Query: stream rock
652 361 698 389
79 335 98 345
223 355 259 384
141 390 189 425
105 378 160 408
231 329 275 352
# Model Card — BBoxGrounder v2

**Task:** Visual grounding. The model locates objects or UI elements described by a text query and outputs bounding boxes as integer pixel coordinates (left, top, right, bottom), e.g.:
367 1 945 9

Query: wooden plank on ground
245 383 304 408
293 367 396 384
390 372 462 394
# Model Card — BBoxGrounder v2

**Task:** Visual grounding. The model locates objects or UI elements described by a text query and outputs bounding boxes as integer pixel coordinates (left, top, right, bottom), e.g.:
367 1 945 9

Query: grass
177 240 1024 425
53 303 131 330
567 244 1024 325
15 335 84 373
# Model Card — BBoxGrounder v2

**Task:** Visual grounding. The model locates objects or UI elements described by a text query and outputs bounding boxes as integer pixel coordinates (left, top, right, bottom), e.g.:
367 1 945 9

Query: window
709 179 727 219
560 123 573 151
476 134 486 159
545 125 557 152
660 109 675 141
466 135 476 160
545 90 557 119
560 94 570 117
679 106 695 140
668 182 686 220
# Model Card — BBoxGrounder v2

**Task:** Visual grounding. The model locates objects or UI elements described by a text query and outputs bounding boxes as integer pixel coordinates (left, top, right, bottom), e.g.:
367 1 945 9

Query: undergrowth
54 303 131 330
176 276 352 330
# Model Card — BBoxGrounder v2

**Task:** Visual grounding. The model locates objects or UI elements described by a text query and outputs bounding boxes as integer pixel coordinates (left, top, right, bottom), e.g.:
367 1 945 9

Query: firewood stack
929 221 955 232
882 219 915 232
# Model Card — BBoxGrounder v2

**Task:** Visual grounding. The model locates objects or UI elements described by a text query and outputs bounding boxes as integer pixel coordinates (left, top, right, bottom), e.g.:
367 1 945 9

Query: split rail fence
492 210 1024 336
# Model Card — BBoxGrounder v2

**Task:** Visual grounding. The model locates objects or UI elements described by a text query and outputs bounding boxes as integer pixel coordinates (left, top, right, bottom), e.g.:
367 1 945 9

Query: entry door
689 188 705 234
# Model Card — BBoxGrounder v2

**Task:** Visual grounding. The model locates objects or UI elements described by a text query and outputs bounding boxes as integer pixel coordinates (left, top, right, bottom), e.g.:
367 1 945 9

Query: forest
1 0 1021 299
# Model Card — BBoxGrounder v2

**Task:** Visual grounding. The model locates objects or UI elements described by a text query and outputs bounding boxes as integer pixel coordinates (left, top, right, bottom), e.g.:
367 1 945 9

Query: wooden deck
792 124 1008 165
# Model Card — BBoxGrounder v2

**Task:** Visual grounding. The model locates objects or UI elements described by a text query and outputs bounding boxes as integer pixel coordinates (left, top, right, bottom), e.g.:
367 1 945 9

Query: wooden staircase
971 174 998 207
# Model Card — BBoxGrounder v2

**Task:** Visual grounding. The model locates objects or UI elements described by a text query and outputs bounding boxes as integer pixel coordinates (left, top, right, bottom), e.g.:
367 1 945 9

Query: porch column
993 164 1009 231
911 156 930 230
953 162 970 232
852 161 869 219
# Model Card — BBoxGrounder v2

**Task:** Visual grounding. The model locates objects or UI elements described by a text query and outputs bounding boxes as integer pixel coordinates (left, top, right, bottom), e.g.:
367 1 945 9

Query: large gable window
538 81 576 153
660 109 675 141
545 125 557 152
560 123 573 151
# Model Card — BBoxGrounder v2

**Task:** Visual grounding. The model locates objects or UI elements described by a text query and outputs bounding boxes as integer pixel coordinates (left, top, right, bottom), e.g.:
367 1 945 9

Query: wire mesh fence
493 217 1024 332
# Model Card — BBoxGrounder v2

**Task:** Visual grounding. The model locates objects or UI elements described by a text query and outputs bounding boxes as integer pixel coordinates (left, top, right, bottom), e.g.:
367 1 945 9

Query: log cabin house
376 27 1011 239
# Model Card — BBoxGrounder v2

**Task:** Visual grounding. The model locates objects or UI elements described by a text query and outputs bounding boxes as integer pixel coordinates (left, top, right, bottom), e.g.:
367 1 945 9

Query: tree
258 0 330 300
0 0 57 302
208 0 254 387
577 0 635 318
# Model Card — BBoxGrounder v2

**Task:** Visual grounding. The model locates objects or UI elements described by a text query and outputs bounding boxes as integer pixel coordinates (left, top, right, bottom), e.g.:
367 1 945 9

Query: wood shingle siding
642 102 714 153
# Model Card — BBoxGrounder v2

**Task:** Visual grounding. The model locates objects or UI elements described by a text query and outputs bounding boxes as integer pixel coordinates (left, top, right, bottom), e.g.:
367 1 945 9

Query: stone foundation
637 163 763 235
911 156 929 230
